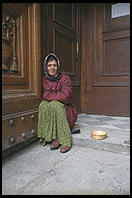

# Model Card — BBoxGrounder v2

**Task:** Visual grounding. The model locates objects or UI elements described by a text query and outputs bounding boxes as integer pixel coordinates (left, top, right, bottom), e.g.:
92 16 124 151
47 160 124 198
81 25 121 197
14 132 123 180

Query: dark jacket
42 73 77 128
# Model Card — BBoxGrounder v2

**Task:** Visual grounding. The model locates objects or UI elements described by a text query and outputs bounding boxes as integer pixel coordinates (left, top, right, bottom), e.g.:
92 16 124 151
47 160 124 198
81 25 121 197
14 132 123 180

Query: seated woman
37 53 78 153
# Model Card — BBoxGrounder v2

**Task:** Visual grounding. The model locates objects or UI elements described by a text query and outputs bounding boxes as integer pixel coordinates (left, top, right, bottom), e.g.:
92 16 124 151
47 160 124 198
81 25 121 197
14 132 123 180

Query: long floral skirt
37 100 72 147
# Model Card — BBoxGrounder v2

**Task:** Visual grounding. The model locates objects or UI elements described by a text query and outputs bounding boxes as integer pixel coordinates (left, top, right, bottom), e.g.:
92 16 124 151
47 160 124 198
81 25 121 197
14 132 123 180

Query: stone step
72 122 130 155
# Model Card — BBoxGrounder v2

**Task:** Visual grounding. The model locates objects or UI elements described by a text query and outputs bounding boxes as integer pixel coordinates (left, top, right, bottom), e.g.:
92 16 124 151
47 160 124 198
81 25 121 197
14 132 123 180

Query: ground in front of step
2 142 130 195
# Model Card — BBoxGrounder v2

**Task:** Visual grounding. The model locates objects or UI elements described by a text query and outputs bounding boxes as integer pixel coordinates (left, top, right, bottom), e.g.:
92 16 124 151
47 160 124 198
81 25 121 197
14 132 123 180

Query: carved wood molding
2 13 18 72
2 108 38 120
2 3 41 100
53 3 75 31
92 4 130 88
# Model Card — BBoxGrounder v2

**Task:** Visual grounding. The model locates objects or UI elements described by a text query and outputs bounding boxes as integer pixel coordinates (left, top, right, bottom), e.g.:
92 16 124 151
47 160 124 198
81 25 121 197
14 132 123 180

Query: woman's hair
47 55 58 65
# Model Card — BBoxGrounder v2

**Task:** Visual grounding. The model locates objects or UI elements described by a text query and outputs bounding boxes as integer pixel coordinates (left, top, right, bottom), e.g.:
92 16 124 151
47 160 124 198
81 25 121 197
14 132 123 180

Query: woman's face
47 60 58 76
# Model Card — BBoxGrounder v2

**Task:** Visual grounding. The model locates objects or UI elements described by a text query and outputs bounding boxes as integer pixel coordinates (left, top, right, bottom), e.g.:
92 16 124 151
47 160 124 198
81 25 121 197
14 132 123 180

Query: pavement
2 114 130 195
73 114 130 155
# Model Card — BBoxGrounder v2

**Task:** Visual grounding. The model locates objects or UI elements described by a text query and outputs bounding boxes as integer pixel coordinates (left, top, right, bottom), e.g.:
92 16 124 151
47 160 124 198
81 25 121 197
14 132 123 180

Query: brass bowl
91 130 107 140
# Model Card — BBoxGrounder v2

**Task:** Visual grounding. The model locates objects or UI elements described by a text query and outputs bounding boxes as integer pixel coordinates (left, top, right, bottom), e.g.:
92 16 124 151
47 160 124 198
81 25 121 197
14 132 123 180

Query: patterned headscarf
43 53 61 81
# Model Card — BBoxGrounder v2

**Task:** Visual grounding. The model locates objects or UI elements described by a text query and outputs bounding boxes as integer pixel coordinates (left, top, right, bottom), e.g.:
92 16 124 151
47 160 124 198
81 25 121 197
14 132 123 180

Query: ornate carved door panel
80 3 130 116
2 3 41 157
41 3 81 110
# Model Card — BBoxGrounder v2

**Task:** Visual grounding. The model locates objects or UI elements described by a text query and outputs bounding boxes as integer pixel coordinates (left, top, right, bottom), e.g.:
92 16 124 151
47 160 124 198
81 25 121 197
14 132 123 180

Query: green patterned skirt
37 100 72 147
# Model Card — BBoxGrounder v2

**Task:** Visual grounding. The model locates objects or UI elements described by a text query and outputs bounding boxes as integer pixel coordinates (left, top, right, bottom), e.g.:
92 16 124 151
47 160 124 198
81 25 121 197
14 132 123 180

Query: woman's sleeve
43 75 72 104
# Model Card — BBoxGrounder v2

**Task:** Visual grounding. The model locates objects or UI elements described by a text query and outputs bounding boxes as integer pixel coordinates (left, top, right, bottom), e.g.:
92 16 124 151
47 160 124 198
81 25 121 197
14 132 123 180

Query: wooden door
80 3 130 116
41 3 81 111
2 3 41 157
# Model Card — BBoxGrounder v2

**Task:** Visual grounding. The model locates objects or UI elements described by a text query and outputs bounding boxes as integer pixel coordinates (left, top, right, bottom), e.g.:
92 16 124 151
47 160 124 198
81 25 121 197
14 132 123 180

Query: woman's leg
37 100 72 147
37 101 50 146
49 100 72 147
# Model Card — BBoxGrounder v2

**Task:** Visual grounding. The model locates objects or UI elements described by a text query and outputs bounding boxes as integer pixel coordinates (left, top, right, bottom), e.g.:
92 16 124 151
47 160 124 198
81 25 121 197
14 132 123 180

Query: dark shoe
71 124 80 134
50 139 59 150
60 145 71 153
39 138 46 146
